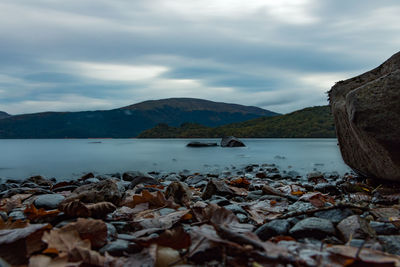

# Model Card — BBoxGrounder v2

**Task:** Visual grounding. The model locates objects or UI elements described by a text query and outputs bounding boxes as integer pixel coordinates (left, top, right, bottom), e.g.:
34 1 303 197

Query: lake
0 139 351 180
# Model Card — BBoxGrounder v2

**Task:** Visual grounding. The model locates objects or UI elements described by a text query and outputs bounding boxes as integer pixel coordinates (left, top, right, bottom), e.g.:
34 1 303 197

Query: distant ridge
122 98 276 115
0 111 10 119
138 105 335 138
0 98 278 138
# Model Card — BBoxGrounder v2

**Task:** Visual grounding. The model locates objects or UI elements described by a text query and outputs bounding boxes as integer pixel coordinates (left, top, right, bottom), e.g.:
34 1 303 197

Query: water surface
0 139 350 180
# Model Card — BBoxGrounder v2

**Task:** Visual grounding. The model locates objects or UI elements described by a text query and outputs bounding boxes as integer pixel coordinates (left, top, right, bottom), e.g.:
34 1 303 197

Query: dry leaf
165 182 192 206
155 245 181 267
42 228 90 257
0 218 29 229
135 226 191 250
59 200 90 217
0 223 51 265
299 192 335 208
0 193 32 213
61 218 107 248
24 204 59 221
86 201 116 218
134 209 191 230
228 178 250 188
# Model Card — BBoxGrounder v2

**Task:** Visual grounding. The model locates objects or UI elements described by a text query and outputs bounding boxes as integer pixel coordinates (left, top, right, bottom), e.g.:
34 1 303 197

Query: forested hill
138 105 335 138
0 98 278 138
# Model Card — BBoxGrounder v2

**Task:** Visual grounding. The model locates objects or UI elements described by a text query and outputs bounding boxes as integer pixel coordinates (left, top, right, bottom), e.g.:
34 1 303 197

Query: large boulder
329 52 400 181
220 136 245 147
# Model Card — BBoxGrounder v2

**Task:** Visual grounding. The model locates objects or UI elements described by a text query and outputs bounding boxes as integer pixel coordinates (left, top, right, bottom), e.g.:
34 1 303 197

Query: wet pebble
378 236 400 255
255 219 291 241
99 239 140 256
370 221 398 235
34 194 65 210
314 208 354 224
289 217 335 239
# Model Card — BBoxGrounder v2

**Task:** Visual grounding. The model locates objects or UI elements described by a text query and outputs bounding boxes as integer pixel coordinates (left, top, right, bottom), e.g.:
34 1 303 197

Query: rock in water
186 142 218 147
220 136 245 147
329 51 400 181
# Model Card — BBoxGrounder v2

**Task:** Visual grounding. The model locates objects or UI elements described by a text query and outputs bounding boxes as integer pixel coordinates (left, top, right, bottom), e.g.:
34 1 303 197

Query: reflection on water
0 139 350 180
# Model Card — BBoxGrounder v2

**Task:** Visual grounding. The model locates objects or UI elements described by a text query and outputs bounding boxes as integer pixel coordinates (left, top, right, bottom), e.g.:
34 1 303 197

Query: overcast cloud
0 0 399 114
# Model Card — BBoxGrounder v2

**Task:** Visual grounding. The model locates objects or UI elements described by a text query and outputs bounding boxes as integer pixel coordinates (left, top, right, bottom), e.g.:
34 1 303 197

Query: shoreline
1 164 400 265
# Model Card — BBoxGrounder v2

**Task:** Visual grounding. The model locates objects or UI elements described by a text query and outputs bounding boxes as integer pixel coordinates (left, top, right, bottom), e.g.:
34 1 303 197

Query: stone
255 219 291 241
314 183 340 195
314 208 353 224
209 196 231 206
202 179 234 200
289 217 335 239
27 175 53 187
378 235 400 255
220 136 245 147
185 175 206 186
63 179 123 205
85 178 100 183
224 204 247 215
349 239 383 251
328 51 400 181
99 239 140 256
8 209 26 221
163 174 181 182
106 223 118 241
187 142 218 147
370 221 398 235
123 171 159 189
34 194 65 210
337 215 375 242
236 213 248 223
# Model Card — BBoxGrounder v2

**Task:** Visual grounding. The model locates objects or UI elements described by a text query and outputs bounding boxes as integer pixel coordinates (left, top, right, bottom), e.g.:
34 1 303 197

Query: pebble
99 239 140 256
34 194 65 210
255 219 291 241
314 208 353 224
370 221 398 235
289 217 335 239
378 236 400 255
337 215 375 242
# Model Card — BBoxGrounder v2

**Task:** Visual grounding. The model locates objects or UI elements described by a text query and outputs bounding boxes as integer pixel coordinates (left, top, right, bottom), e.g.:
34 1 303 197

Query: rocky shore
1 165 400 266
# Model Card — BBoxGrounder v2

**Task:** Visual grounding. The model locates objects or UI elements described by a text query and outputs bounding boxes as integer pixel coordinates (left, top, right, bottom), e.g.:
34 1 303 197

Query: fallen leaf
299 192 335 208
61 218 108 248
0 218 29 229
24 204 59 221
165 181 192 206
155 245 181 267
42 228 90 257
29 255 80 267
59 199 90 217
228 178 250 188
135 226 191 250
134 209 191 230
132 190 176 209
0 193 32 213
86 201 116 218
0 223 51 265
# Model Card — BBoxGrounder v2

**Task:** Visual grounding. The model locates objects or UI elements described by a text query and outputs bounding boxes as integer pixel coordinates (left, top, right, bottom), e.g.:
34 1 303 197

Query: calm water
0 139 351 180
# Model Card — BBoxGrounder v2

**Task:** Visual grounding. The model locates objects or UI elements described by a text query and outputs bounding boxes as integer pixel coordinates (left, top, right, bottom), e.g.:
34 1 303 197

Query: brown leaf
227 186 248 197
42 228 90 257
134 209 190 229
299 192 335 208
59 199 90 217
61 218 107 248
0 193 32 213
86 201 116 218
135 226 191 250
0 223 51 265
165 181 192 206
132 190 175 209
228 178 250 188
24 204 59 221
0 218 29 229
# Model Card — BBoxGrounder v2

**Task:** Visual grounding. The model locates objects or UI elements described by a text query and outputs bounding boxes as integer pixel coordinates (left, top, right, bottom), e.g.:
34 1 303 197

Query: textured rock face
329 52 400 181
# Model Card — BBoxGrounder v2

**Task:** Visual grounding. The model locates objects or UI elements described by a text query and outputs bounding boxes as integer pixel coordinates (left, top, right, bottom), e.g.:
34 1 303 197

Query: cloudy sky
0 0 399 115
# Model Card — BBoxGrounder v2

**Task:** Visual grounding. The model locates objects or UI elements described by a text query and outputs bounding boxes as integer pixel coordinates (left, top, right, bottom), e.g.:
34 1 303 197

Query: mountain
0 111 10 119
0 98 278 138
138 105 335 138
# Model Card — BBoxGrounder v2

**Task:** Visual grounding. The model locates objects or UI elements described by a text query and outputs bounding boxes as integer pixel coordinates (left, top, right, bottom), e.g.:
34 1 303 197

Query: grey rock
210 196 231 206
99 239 140 256
314 208 354 224
85 178 100 183
106 223 118 241
246 190 263 200
378 235 400 255
370 221 398 235
314 183 340 195
220 136 245 147
0 211 8 221
337 215 375 242
8 209 26 220
236 213 248 223
289 217 335 239
53 185 79 192
255 219 291 241
185 175 206 186
159 208 176 216
202 179 234 200
224 204 247 215
329 51 400 181
163 174 180 182
123 171 159 189
34 194 65 210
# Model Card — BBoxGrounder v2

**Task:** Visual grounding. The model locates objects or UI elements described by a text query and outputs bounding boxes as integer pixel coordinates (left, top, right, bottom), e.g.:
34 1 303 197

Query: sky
0 0 399 115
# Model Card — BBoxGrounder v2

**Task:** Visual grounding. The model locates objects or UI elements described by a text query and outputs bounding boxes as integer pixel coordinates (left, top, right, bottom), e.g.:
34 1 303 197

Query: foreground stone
329 51 400 181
